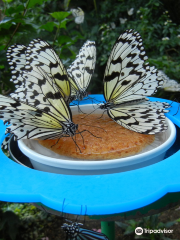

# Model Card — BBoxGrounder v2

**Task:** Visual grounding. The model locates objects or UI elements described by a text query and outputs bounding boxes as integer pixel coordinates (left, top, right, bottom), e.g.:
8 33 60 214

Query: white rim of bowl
18 117 176 170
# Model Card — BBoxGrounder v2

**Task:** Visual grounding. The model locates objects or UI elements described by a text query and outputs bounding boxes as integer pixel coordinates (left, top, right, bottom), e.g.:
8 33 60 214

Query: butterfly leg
78 129 102 139
71 136 82 153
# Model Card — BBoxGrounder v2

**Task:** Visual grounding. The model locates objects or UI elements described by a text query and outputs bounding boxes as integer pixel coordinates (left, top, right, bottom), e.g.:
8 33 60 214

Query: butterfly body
67 40 96 102
69 90 88 103
62 122 78 138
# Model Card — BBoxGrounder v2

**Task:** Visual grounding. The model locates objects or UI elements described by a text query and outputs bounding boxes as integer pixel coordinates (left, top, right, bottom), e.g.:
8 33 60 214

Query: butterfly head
71 90 88 102
64 122 78 137
61 222 81 236
78 90 88 101
99 102 111 110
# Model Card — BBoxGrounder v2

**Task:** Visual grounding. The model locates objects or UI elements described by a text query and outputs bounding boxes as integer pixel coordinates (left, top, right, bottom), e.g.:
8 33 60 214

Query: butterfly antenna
171 98 180 116
81 107 99 119
81 102 105 119
83 205 87 225
61 198 66 218
84 96 104 109
71 101 86 114
85 95 104 104
77 128 85 148
97 110 107 119
78 99 87 114
78 205 83 222
173 104 180 116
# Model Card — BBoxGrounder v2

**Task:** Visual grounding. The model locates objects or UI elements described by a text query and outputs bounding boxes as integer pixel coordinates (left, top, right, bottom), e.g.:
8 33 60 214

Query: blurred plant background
0 0 180 98
0 0 180 239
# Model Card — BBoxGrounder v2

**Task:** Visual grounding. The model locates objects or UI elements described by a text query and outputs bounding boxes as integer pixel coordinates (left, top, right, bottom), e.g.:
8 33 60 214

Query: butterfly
7 39 71 104
62 220 109 240
100 29 170 134
6 44 26 86
0 66 78 141
67 40 96 102
7 39 96 104
71 7 84 24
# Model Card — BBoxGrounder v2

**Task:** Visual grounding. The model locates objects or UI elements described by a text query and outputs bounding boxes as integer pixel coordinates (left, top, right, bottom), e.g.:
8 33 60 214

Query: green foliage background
0 0 180 239
0 0 180 99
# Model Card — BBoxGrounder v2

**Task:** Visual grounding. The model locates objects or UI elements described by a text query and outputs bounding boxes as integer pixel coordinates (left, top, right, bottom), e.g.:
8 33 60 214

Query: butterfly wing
0 67 76 140
102 29 169 134
0 95 67 140
67 40 96 101
78 228 109 240
6 44 26 88
103 29 163 105
108 101 170 134
24 39 71 102
1 133 12 150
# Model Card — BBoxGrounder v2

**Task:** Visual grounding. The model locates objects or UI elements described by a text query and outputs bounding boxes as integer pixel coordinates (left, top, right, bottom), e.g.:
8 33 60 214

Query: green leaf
0 46 5 51
5 5 24 15
2 0 13 2
60 19 68 29
124 226 135 235
127 219 138 227
28 0 48 8
50 11 70 22
115 221 129 229
57 35 73 45
40 22 55 32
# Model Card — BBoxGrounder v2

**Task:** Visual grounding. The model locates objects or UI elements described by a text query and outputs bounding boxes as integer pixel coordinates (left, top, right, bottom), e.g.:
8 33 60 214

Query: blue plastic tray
0 95 180 217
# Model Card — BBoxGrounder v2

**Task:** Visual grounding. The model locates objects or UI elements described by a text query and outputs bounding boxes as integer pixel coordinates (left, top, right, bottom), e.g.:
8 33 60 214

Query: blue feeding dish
0 95 180 220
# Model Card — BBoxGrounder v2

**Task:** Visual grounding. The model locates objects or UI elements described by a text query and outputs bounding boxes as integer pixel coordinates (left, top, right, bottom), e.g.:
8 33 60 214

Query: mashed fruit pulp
38 113 155 160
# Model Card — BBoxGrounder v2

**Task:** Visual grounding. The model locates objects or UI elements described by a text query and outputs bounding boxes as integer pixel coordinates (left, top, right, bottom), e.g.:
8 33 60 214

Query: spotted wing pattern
101 29 170 134
108 101 170 134
0 66 77 140
8 40 71 103
6 44 26 87
23 39 71 102
67 40 96 101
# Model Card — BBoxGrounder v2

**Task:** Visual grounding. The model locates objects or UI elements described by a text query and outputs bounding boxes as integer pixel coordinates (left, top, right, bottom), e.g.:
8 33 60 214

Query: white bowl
18 105 176 175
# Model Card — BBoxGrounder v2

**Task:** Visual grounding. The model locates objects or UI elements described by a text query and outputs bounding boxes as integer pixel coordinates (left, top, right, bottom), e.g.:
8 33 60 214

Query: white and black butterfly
7 39 96 104
7 40 71 103
71 7 84 24
62 220 109 240
67 40 96 102
0 66 78 141
100 29 170 134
